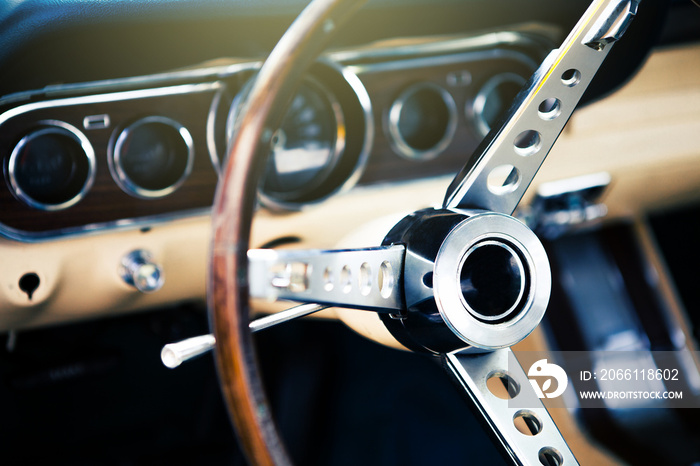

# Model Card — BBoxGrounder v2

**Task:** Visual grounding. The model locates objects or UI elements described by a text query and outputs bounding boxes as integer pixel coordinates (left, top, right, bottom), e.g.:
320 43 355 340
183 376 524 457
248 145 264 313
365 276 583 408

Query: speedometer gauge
226 77 345 206
207 62 372 210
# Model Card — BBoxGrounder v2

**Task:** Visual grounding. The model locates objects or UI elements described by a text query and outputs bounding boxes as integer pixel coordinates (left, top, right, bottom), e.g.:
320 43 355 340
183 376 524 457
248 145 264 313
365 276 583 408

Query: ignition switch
119 249 164 293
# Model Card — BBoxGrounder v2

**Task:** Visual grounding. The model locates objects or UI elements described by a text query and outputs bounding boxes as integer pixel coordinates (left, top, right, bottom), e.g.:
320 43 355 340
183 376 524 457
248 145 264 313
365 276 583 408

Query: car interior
1 0 700 464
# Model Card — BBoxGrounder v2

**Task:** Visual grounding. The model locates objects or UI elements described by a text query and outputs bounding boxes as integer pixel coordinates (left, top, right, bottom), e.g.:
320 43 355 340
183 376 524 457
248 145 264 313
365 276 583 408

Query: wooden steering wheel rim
208 1 366 464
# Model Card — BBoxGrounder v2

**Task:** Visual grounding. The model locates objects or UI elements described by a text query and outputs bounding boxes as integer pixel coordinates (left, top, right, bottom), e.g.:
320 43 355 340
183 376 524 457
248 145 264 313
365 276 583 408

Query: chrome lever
443 0 639 215
161 303 329 368
161 334 216 369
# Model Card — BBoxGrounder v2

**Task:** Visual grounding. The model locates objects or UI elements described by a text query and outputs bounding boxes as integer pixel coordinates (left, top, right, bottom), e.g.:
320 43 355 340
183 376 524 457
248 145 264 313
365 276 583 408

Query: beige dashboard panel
533 42 700 216
0 216 209 331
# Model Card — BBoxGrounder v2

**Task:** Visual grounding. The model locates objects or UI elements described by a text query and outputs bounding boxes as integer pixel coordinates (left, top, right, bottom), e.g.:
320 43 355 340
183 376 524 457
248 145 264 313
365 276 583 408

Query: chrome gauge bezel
209 60 374 211
471 72 527 138
226 76 346 204
387 82 458 161
110 115 195 199
8 120 96 211
262 77 347 206
206 62 260 175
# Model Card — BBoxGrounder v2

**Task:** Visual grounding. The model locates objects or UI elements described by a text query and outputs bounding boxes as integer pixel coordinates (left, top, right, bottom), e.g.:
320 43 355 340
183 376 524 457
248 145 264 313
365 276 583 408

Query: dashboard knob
120 250 164 293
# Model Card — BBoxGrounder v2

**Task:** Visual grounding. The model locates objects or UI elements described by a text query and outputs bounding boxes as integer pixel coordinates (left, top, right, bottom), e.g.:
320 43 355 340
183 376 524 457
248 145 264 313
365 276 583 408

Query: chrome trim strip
109 116 196 199
83 114 111 130
0 30 545 106
0 208 212 243
328 30 550 64
8 120 96 211
0 63 255 106
387 82 458 161
0 82 222 128
346 49 538 77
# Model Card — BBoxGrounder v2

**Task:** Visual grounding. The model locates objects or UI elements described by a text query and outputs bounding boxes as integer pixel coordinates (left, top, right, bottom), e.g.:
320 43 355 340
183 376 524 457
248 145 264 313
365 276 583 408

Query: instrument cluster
0 31 550 240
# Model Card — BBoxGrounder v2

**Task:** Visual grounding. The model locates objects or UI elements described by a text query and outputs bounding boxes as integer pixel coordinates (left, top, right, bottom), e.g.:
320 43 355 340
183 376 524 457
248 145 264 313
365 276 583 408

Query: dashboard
2 0 700 465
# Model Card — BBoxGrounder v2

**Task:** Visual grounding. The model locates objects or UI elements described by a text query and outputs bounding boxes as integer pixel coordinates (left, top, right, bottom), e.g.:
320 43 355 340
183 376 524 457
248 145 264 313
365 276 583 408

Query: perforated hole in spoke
340 265 352 294
538 98 561 120
323 267 334 291
486 371 520 399
359 263 372 296
513 130 541 157
561 68 581 87
487 164 521 195
513 410 542 436
378 261 394 299
539 447 563 466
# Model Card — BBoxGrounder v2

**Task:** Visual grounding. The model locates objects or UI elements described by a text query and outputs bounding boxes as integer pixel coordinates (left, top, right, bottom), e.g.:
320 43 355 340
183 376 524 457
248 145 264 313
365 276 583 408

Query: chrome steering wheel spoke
444 0 639 215
446 349 577 466
248 245 405 312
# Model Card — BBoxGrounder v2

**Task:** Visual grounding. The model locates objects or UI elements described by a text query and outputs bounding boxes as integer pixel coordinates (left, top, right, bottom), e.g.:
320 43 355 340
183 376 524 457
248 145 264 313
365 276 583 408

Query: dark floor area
1 304 505 465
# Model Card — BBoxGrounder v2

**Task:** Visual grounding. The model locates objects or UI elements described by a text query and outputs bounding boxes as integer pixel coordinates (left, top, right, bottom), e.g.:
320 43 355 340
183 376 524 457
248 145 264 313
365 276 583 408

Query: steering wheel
208 0 639 464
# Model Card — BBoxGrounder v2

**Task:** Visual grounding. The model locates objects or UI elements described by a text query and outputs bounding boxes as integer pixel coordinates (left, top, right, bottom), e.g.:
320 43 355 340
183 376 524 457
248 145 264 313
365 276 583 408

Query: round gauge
111 116 194 198
8 121 95 211
388 82 458 161
226 77 345 206
472 73 527 137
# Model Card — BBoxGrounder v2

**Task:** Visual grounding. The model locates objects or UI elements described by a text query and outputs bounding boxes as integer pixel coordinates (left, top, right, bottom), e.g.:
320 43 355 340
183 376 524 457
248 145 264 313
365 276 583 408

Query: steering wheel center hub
381 208 551 353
